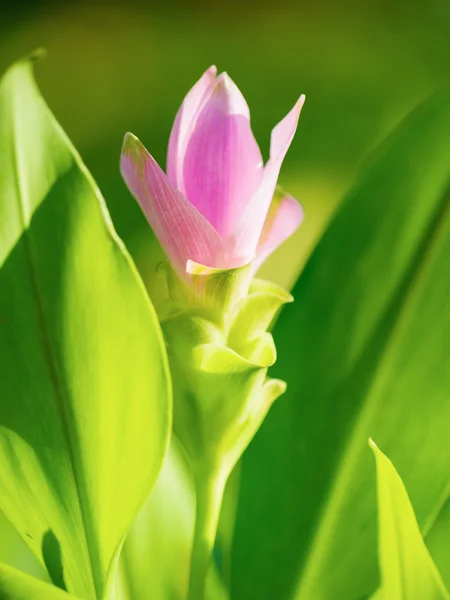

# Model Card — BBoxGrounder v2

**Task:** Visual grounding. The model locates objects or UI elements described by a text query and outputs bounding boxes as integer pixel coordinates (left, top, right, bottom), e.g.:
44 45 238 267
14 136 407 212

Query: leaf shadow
42 529 67 592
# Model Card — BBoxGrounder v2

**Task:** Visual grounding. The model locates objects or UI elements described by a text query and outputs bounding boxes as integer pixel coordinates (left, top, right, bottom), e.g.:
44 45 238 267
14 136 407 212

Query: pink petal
181 73 264 237
228 95 305 263
121 133 226 276
167 66 217 192
253 192 303 272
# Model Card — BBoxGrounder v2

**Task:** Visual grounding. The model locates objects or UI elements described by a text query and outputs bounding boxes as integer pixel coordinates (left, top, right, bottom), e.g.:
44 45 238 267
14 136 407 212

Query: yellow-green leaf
0 562 76 600
0 55 171 599
370 440 449 600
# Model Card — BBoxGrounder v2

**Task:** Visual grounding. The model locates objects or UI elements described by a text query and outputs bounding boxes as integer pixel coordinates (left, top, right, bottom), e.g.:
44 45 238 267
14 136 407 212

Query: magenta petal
228 95 305 263
121 133 226 275
253 193 303 272
181 73 264 237
167 66 217 191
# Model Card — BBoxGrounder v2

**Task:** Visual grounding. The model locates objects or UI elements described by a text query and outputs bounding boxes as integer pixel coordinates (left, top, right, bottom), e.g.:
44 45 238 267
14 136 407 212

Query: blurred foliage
2 0 450 290
232 84 450 599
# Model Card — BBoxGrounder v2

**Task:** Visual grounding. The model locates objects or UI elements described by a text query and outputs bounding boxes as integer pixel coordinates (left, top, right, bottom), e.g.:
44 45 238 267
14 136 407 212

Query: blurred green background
2 0 450 583
3 0 450 290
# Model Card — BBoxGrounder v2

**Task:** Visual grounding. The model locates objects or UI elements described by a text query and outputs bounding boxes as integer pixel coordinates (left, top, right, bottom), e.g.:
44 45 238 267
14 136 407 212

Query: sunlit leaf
119 440 194 600
370 440 449 600
0 510 46 583
232 89 450 600
0 562 76 600
118 437 228 600
425 495 450 592
0 55 171 599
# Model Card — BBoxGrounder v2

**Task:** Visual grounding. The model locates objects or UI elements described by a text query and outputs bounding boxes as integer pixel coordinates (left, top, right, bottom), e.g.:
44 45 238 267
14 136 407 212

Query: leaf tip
368 437 379 452
27 47 47 64
264 378 287 404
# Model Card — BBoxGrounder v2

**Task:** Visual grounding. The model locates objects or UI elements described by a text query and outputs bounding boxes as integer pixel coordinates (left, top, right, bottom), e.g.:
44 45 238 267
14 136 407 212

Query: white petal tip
216 72 232 89
294 95 306 117
211 72 249 116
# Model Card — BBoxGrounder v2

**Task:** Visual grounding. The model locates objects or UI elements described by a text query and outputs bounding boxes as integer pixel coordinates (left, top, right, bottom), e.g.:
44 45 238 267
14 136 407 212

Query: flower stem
187 464 227 600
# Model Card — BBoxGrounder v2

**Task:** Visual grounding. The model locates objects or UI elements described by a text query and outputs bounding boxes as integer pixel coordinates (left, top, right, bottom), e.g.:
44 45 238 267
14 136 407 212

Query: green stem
187 464 227 600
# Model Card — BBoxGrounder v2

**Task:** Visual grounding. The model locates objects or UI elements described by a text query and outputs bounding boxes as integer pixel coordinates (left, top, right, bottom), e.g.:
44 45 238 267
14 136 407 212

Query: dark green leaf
232 89 450 600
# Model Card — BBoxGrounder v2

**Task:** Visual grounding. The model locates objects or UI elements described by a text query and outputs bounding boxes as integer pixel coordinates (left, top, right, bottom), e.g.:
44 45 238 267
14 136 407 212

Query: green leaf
0 509 46 583
0 562 76 600
232 88 450 600
425 495 450 591
0 56 171 599
119 439 194 600
118 438 228 600
370 440 449 600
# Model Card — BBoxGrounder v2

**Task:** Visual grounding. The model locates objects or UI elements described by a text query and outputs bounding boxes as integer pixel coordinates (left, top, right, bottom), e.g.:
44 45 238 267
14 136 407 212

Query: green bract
160 262 291 473
158 260 294 600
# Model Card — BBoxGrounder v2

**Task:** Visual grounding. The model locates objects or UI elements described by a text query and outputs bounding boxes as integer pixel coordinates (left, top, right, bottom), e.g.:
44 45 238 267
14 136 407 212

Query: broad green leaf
423 494 450 592
0 509 46 583
370 441 449 600
0 562 75 600
232 88 450 600
0 56 171 599
119 440 194 600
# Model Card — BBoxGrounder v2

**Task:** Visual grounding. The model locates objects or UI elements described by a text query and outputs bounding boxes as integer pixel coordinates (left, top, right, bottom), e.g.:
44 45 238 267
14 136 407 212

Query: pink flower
121 67 304 278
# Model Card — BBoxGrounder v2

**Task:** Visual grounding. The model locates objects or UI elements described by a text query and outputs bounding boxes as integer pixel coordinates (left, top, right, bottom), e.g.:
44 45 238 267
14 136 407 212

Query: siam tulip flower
120 68 306 600
121 66 304 279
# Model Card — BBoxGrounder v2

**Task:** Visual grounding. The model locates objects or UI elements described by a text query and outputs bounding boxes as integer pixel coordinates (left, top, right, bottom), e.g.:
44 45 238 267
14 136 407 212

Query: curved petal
253 191 303 272
167 66 217 191
228 95 305 263
181 73 263 236
121 133 226 276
